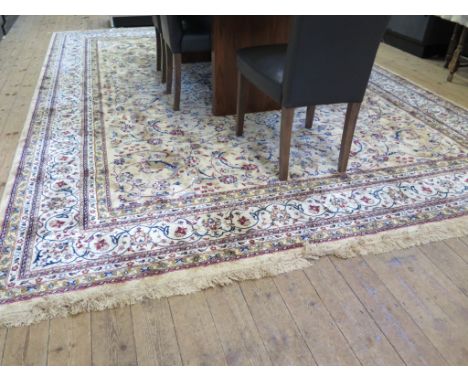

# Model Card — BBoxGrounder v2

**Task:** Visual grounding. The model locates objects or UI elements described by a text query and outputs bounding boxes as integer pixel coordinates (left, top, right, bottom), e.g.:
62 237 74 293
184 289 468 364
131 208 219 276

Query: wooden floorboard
91 307 138 366
273 270 360 365
240 278 316 365
168 293 227 365
0 16 467 365
131 298 182 365
204 284 272 365
420 241 468 297
47 313 92 366
365 247 468 365
1 326 29 365
331 256 447 365
444 238 468 264
304 258 405 365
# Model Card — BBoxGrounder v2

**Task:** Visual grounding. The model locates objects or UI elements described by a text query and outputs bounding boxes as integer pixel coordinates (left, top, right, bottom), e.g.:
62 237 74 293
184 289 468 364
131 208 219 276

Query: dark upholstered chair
160 16 212 110
236 16 390 180
152 16 166 83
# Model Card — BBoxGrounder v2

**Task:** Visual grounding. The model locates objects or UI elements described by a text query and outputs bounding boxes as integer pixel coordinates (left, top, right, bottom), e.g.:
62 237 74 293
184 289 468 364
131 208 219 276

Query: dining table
210 15 292 116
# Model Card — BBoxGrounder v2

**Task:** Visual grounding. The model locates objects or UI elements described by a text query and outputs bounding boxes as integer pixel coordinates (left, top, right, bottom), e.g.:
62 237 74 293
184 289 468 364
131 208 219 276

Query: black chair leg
338 102 361 173
305 105 315 129
236 71 248 136
279 107 295 181
161 35 166 84
165 45 173 94
156 32 162 72
173 53 182 111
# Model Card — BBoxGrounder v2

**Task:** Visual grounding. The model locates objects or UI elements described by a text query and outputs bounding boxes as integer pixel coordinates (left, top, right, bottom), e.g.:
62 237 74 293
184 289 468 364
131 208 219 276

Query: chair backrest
152 16 162 35
282 16 390 108
160 16 184 53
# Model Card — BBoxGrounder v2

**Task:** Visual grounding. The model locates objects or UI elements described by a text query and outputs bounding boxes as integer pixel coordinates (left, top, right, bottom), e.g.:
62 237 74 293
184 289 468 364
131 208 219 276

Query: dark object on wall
1 15 19 36
384 16 454 58
111 16 154 28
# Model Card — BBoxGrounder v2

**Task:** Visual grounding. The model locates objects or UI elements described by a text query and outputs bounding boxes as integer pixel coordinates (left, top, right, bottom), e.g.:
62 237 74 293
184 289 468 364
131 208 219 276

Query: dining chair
235 16 390 180
160 16 212 110
152 16 166 83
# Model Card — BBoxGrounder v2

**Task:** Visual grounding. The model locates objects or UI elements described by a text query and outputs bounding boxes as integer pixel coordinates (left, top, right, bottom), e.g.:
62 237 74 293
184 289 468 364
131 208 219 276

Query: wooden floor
0 16 468 366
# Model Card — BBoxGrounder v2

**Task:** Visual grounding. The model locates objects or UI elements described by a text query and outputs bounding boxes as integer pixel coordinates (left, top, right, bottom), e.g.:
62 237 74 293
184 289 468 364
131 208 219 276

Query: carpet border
0 214 467 328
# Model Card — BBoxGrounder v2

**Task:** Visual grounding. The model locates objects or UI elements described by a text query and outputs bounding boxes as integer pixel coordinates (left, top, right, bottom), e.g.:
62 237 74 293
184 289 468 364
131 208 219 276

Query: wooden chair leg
236 71 248 136
279 107 295 181
156 32 162 72
305 105 315 129
447 27 467 82
338 102 361 173
173 53 182 111
165 44 173 94
161 35 166 84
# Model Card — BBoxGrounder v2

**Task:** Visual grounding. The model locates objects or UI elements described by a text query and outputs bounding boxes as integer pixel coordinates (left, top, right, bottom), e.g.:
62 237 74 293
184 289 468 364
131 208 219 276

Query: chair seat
180 16 211 53
237 44 287 103
181 32 211 52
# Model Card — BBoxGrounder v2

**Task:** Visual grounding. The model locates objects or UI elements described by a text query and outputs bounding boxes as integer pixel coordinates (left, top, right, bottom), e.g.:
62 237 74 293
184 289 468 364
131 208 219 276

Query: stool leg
445 24 461 68
338 102 361 173
279 107 295 181
236 72 248 136
447 27 467 82
173 53 182 111
305 105 315 129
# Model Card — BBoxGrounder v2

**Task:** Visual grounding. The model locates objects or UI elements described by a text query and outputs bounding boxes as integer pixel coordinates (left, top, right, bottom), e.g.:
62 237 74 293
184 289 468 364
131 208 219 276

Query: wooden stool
447 25 467 82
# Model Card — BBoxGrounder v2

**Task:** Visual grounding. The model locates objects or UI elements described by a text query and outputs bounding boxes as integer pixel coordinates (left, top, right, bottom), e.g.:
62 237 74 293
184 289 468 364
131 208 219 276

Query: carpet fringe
0 215 467 328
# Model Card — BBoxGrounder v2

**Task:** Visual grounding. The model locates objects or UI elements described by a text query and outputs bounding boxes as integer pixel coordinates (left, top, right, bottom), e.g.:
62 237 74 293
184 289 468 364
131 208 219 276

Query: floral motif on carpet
0 28 467 320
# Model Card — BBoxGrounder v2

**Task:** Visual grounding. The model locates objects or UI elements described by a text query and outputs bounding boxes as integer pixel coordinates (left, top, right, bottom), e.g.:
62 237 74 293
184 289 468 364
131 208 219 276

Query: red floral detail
238 216 249 226
95 239 109 250
241 164 258 171
219 175 237 184
361 196 371 203
421 186 432 193
170 130 185 136
308 205 320 213
175 226 187 236
50 220 65 228
56 181 67 188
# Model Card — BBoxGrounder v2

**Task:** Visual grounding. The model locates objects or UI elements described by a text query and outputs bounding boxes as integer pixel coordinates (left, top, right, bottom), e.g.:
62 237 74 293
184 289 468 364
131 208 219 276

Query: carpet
0 28 467 327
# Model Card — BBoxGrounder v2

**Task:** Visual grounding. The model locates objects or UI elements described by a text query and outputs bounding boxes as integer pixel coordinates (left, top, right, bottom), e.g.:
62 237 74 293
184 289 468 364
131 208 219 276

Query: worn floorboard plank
131 298 182 365
0 328 7 364
420 241 468 296
23 320 50 365
48 313 91 366
169 292 227 365
91 307 138 366
365 247 468 365
1 326 29 365
273 270 360 365
240 278 316 365
304 257 405 365
332 256 447 365
204 284 272 365
444 238 468 264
